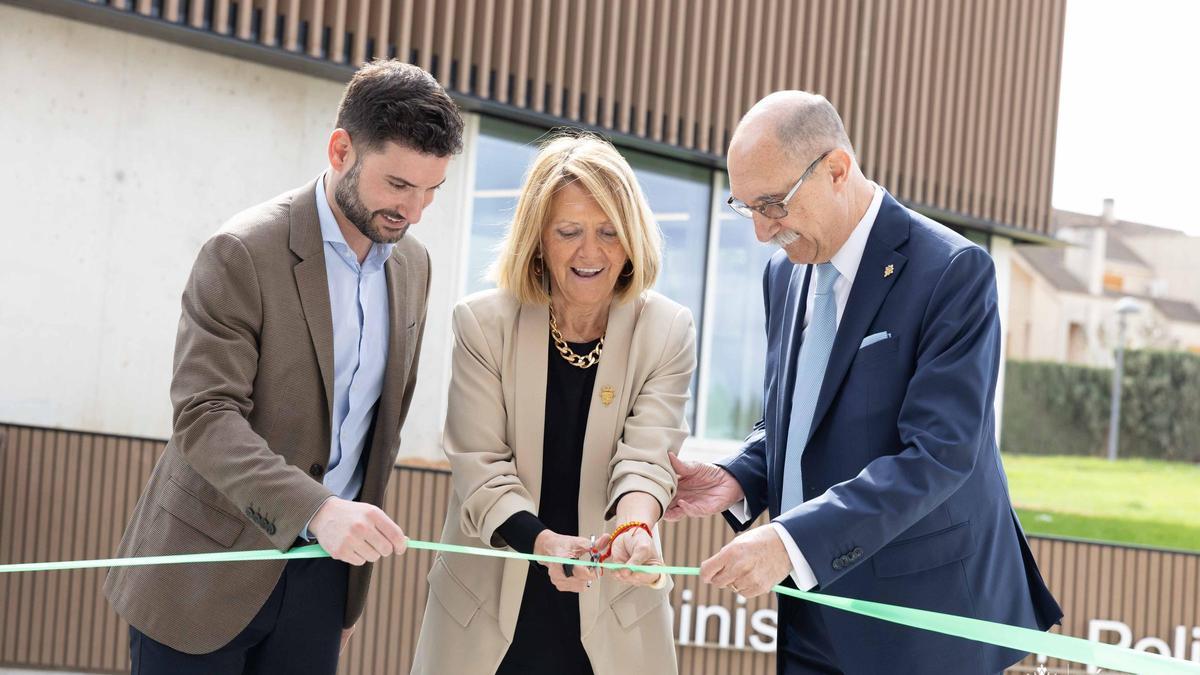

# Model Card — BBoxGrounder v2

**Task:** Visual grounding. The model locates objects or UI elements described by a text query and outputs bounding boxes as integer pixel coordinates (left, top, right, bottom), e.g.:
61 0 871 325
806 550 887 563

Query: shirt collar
828 183 884 288
315 174 394 271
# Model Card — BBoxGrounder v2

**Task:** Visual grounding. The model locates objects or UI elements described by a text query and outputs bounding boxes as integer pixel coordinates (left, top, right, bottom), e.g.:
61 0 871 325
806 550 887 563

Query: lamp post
1107 297 1142 461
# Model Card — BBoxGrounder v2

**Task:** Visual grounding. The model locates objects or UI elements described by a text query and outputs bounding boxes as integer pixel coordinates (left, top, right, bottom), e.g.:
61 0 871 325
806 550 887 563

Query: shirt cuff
727 498 753 524
769 522 818 591
301 495 337 542
495 511 548 555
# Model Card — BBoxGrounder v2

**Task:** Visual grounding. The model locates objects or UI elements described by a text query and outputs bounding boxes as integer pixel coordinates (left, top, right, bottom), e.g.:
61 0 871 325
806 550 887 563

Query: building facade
0 1 1098 672
1 0 1066 462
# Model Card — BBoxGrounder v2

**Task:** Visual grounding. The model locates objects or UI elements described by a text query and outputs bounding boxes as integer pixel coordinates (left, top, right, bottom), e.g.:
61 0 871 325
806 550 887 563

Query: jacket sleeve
605 304 696 519
774 246 1001 588
716 420 769 532
444 301 538 548
171 232 332 551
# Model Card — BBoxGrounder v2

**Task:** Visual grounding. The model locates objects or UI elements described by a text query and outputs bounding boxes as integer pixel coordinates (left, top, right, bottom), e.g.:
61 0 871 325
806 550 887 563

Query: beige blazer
411 288 695 675
104 180 429 654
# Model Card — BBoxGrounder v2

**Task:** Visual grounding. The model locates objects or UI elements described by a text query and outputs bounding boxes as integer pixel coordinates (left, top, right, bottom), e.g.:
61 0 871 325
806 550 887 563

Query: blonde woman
411 133 694 675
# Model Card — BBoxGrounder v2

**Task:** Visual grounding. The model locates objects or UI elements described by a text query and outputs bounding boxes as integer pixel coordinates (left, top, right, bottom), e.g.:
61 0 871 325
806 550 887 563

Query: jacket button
244 507 255 518
832 559 845 571
309 463 324 477
852 547 864 559
266 523 277 536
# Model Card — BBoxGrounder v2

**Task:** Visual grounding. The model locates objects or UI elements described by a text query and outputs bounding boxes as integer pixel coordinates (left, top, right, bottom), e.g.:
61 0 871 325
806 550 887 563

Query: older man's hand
664 453 745 521
699 525 792 597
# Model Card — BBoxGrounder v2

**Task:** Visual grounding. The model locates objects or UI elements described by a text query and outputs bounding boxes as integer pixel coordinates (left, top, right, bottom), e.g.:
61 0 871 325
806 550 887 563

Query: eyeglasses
726 150 832 220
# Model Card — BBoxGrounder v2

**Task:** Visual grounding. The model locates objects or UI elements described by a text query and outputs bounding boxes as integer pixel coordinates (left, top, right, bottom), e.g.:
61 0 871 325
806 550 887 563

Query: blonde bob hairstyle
491 132 662 305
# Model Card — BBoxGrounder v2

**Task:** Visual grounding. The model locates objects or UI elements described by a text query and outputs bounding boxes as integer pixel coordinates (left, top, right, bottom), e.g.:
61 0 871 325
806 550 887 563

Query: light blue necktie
781 262 840 512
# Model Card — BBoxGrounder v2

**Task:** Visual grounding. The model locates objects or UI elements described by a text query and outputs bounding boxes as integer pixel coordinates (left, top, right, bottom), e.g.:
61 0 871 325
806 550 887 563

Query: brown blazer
104 179 429 654
410 288 695 675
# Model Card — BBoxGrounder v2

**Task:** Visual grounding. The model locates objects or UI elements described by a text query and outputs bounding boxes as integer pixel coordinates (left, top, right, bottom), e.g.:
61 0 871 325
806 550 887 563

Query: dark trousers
129 556 350 675
777 591 843 675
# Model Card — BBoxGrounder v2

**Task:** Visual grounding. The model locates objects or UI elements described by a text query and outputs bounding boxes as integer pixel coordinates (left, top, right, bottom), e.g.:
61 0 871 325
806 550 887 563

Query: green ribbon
2 540 1196 674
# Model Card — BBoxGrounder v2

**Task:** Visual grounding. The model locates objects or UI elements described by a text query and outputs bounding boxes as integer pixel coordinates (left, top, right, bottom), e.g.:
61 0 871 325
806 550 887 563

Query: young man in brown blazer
104 60 463 673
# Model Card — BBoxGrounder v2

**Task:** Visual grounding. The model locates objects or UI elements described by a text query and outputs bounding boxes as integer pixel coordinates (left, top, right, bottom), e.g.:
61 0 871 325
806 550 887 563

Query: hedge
1000 351 1200 462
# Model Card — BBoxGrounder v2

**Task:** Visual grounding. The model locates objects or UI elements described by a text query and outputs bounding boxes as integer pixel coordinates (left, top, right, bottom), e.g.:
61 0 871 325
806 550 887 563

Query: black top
494 337 599 675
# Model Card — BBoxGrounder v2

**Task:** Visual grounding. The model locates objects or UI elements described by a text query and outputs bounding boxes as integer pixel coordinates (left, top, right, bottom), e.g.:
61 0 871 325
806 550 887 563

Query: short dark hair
335 60 464 157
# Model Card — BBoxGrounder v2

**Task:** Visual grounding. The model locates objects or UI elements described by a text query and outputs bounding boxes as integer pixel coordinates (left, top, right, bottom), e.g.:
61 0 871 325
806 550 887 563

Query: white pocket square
860 331 892 349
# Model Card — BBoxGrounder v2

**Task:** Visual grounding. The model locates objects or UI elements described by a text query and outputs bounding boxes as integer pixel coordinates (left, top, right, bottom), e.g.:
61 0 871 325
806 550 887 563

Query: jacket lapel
577 295 636 637
289 180 336 427
805 193 910 448
359 254 409 503
499 301 550 642
512 302 550 506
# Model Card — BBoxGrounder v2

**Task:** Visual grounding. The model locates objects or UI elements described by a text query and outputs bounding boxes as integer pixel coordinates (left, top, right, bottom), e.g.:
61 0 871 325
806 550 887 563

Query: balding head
731 90 854 164
725 91 874 266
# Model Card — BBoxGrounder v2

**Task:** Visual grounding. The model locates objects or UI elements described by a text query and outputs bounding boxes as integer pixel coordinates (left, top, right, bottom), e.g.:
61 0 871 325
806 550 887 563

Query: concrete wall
0 4 469 460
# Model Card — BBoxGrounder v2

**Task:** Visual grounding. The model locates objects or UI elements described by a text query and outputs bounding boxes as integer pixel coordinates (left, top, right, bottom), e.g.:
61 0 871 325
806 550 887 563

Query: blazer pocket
872 521 975 578
859 331 891 349
427 556 483 628
855 333 899 364
609 582 670 629
160 478 245 548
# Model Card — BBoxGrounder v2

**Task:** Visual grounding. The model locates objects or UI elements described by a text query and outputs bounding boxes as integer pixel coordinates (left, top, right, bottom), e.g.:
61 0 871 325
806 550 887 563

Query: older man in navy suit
666 91 1062 674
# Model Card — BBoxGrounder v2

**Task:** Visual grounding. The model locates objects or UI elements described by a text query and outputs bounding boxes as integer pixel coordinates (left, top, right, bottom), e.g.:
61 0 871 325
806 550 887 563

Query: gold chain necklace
548 306 605 369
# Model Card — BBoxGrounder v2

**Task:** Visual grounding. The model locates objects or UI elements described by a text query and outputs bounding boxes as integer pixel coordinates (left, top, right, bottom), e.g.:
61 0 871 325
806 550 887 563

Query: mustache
771 229 800 249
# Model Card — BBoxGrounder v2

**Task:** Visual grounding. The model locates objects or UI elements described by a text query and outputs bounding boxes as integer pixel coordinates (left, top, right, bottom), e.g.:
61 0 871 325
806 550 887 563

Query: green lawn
1001 454 1200 552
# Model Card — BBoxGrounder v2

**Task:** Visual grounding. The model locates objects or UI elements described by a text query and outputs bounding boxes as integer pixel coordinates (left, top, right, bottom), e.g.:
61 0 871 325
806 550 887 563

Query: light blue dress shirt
310 174 392 518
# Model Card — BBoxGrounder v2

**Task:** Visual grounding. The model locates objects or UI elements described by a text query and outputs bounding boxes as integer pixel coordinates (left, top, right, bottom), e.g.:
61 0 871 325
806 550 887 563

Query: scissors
563 534 602 585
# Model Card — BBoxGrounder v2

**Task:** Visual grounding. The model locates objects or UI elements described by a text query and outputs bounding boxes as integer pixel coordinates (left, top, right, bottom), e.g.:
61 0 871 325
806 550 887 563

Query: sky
1052 0 1200 235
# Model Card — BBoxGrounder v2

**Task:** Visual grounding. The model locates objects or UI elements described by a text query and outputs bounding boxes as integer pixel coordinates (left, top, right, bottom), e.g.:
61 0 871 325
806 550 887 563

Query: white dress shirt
729 184 884 591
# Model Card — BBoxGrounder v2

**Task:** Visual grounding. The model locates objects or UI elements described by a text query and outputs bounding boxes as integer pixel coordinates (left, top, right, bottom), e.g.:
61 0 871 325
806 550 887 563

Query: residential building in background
1010 198 1200 365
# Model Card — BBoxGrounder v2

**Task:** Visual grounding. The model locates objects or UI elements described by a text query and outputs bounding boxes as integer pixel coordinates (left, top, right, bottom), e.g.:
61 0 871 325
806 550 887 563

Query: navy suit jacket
718 192 1062 673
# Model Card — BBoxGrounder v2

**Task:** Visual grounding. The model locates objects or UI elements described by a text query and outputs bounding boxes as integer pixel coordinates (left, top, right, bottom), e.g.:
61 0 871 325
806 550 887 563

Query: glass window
465 118 542 294
468 118 711 321
621 149 712 427
465 127 995 442
700 175 775 440
466 116 714 427
619 148 711 335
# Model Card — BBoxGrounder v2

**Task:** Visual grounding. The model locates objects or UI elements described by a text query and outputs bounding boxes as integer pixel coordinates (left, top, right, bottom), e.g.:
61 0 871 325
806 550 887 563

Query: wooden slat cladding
67 0 1063 234
9 424 1189 675
0 425 164 673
